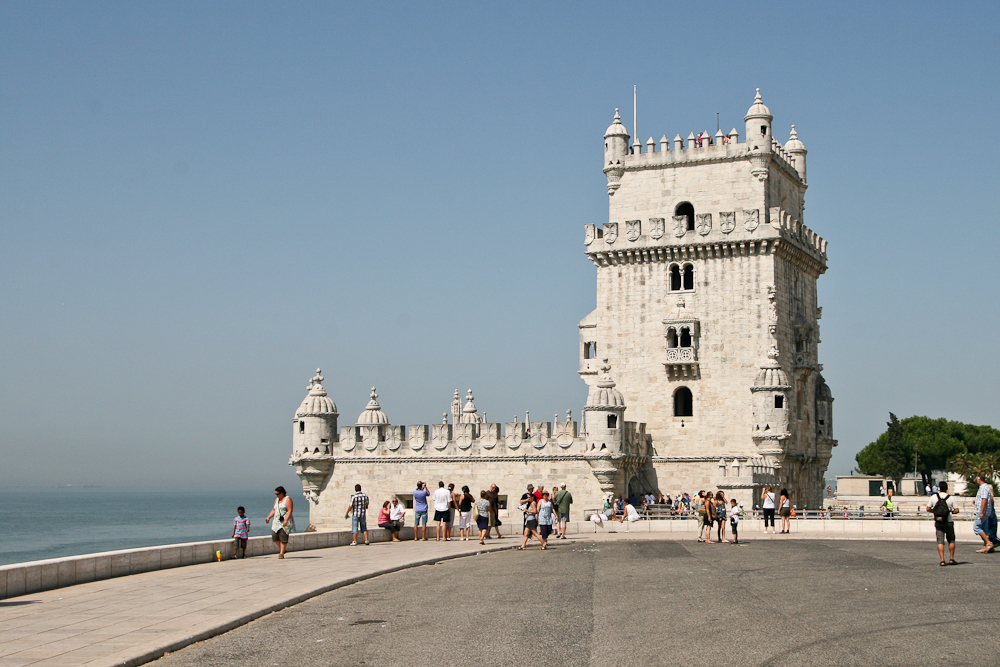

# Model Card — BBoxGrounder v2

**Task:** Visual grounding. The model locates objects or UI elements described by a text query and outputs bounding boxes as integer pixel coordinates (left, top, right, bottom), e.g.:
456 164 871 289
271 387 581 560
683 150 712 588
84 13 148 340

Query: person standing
702 492 715 543
537 491 554 542
412 481 430 541
779 488 792 533
715 491 728 543
973 475 997 553
265 486 295 559
458 485 474 541
475 490 493 545
344 483 370 546
487 484 504 539
231 506 250 559
729 499 741 545
553 484 573 539
517 493 547 550
446 483 459 541
928 481 959 566
761 486 776 534
432 481 451 541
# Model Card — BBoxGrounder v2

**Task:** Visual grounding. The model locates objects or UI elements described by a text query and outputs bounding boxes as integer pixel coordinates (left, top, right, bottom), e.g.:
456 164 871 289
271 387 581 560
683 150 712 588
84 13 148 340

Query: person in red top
533 484 544 503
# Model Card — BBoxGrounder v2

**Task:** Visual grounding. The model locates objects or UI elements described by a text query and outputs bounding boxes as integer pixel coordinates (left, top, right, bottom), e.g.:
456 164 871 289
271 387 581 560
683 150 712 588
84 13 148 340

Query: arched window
679 327 692 348
675 202 695 231
683 264 694 290
607 414 618 429
666 328 678 348
670 265 682 291
674 387 693 417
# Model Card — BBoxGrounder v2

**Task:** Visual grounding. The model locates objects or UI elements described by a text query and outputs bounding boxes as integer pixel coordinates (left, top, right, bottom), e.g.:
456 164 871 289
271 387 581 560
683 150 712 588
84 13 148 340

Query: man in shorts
344 484 370 546
412 481 430 541
432 481 451 541
927 481 958 565
553 483 573 539
973 475 997 553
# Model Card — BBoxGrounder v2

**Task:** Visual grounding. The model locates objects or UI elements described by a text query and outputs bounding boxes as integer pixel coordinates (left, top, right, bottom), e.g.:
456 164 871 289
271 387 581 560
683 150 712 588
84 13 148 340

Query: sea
0 489 307 567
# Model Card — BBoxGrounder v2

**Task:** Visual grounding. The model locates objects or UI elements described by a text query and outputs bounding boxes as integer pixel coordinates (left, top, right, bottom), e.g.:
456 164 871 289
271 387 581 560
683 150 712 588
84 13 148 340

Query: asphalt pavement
154 537 998 667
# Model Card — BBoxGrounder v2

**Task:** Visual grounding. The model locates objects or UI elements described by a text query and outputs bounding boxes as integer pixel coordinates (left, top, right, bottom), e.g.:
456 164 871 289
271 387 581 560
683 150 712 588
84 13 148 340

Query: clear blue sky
1 1 997 491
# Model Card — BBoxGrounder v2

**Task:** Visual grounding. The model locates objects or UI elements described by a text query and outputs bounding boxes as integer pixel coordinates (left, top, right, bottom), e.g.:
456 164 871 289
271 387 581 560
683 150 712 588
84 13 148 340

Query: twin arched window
674 387 693 417
670 264 694 291
666 326 692 348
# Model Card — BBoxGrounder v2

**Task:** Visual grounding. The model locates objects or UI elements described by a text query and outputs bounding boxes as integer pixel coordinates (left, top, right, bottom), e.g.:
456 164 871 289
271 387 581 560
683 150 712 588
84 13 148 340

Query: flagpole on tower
633 85 637 151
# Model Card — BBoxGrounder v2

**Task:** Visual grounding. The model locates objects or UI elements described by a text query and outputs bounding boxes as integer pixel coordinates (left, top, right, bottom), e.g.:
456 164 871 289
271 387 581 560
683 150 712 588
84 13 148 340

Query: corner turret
744 88 773 148
293 369 338 456
584 359 626 456
785 125 807 183
751 347 791 468
603 109 630 195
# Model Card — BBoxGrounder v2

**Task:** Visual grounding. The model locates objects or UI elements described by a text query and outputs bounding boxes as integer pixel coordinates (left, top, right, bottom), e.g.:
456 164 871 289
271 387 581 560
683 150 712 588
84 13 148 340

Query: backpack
932 493 951 522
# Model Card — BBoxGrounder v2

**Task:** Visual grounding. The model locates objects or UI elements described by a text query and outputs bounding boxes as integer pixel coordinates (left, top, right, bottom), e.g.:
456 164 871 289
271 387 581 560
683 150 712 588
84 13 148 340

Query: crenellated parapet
289 371 652 507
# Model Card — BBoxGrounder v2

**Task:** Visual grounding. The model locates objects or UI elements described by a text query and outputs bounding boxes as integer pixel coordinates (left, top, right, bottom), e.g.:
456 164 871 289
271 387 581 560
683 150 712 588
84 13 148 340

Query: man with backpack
927 481 959 566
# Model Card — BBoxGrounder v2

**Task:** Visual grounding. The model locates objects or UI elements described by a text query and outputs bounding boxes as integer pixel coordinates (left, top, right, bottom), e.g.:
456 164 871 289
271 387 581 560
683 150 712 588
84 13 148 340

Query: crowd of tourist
253 477 998 567
338 480 575 550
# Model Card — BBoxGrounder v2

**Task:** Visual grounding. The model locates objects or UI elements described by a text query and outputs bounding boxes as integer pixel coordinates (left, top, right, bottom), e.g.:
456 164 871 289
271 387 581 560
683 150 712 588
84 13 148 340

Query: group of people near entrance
339 481 574 550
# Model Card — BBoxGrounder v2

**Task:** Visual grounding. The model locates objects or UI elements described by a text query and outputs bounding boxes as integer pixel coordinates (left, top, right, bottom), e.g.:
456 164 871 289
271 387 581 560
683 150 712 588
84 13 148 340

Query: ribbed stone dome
744 88 772 121
458 389 483 424
587 360 625 407
754 348 790 388
357 387 389 425
785 125 805 153
815 374 832 400
604 108 630 139
295 369 338 416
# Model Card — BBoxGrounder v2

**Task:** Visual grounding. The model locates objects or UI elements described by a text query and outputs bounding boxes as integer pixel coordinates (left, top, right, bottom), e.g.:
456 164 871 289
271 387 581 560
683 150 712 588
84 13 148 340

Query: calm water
0 489 308 566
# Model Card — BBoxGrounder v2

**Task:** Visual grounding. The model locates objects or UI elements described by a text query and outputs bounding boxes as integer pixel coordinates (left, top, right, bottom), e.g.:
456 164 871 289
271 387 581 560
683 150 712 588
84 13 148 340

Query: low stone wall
1 517 969 600
0 528 404 601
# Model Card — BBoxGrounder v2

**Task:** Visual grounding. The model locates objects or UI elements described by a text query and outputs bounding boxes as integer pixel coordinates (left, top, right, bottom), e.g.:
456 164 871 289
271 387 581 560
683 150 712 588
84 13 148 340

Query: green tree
856 415 1000 492
948 452 1000 496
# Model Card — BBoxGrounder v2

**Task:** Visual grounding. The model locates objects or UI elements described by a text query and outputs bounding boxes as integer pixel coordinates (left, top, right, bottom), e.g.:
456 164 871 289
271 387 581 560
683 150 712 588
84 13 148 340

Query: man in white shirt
927 480 959 566
432 481 452 541
616 501 641 532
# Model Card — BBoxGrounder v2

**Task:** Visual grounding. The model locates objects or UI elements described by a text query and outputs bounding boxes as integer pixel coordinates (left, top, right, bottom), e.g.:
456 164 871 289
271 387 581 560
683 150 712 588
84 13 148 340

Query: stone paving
0 537 515 667
0 527 983 667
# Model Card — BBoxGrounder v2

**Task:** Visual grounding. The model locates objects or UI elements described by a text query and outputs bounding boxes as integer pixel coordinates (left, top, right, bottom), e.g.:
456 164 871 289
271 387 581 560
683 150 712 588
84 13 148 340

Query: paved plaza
156 536 997 667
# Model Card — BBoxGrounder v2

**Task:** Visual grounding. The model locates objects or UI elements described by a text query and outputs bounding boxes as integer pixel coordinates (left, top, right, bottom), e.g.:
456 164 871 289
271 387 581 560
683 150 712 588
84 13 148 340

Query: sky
1 1 998 492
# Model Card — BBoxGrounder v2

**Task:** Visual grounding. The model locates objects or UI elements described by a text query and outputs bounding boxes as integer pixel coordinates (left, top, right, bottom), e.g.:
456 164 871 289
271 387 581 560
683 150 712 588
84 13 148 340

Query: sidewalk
0 537 514 667
0 525 972 667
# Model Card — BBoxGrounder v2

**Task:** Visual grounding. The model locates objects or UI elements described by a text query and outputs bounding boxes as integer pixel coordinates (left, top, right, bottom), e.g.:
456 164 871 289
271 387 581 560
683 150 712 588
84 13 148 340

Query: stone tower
580 89 835 509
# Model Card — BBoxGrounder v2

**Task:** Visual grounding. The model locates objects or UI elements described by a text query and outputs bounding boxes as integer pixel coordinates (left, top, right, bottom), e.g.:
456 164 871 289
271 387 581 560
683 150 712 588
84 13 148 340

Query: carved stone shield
604 222 618 244
719 211 736 234
672 215 688 237
744 208 759 232
625 220 641 241
649 217 665 239
695 213 712 236
584 224 596 246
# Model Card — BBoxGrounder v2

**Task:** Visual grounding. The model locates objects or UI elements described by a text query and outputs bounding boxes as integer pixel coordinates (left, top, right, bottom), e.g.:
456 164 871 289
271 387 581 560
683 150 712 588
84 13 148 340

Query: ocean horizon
0 488 309 566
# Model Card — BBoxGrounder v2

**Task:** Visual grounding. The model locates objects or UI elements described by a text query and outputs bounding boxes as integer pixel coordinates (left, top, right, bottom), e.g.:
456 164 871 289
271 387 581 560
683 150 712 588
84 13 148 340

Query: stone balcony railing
663 347 698 378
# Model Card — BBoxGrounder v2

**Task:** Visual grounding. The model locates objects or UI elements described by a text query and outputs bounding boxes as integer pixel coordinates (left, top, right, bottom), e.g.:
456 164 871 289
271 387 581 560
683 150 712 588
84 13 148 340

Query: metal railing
583 502 983 522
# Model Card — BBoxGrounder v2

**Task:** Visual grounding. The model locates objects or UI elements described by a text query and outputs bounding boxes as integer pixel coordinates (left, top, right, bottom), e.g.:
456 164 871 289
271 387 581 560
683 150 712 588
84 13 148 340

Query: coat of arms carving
672 215 688 237
604 222 618 244
625 220 641 241
743 208 759 232
695 213 712 236
584 224 596 246
719 211 736 234
649 217 665 239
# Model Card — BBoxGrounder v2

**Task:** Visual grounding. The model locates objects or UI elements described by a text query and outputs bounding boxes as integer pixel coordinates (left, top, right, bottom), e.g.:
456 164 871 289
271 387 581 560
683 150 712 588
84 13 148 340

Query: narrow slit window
607 414 618 429
298 421 305 434
774 395 784 409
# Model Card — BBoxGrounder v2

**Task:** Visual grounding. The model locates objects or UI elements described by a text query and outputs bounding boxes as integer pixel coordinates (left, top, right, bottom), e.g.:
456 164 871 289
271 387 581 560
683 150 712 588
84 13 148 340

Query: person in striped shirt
345 484 370 546
231 507 250 559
